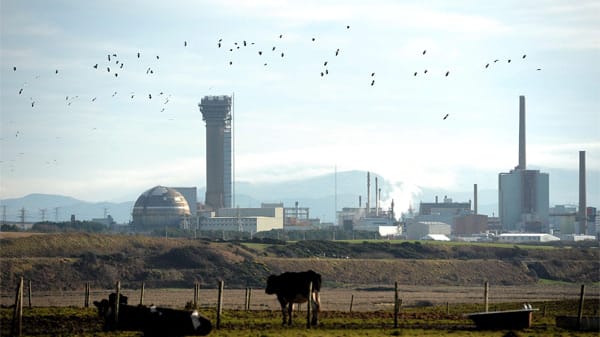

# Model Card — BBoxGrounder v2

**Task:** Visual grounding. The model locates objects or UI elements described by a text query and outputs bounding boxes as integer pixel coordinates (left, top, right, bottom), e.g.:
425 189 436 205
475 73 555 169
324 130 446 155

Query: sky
1 0 599 214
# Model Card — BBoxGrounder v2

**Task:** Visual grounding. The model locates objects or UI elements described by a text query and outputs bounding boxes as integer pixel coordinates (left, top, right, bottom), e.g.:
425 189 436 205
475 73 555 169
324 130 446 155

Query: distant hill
1 168 597 224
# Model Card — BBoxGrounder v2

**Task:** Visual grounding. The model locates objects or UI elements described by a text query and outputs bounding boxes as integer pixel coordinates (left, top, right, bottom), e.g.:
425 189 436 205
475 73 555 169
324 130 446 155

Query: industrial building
199 204 283 233
199 95 232 210
497 233 560 243
498 96 550 232
406 221 451 240
132 186 191 231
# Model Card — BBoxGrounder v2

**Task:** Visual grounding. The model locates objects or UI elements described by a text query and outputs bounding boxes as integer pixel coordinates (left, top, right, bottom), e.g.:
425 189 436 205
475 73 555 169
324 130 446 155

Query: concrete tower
498 95 549 232
578 150 587 234
199 95 232 210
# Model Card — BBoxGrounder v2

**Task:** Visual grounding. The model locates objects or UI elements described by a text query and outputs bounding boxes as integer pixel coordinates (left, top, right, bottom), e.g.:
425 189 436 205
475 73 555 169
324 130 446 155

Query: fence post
577 284 585 330
140 282 145 306
349 294 354 313
12 277 24 337
393 282 399 328
216 280 224 329
246 288 252 311
28 280 32 308
84 282 90 308
306 281 313 329
115 281 121 326
484 281 489 312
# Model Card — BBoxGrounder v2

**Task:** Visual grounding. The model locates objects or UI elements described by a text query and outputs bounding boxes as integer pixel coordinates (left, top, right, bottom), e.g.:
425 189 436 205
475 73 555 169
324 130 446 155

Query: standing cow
265 270 321 326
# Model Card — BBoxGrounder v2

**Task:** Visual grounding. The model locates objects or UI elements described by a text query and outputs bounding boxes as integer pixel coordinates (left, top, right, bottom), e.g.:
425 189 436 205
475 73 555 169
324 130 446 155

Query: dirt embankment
1 233 598 291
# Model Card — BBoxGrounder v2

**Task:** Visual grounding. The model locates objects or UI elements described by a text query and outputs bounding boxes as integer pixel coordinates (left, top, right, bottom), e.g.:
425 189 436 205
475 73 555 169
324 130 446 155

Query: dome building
132 186 191 230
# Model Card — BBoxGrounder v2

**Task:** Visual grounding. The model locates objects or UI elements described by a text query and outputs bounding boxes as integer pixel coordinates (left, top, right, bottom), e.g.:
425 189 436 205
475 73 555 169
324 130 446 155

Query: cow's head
265 274 279 294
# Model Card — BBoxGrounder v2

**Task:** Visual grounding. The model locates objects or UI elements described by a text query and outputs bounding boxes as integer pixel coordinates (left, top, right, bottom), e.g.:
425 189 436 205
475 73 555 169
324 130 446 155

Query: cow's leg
287 302 293 325
311 292 320 326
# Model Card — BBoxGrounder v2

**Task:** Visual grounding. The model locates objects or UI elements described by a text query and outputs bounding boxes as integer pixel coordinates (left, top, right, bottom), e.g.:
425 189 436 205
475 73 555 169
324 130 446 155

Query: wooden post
84 282 90 308
216 280 224 329
349 294 354 313
246 288 252 311
577 284 585 330
12 277 23 337
306 281 313 329
393 282 399 328
484 281 489 312
243 288 248 311
28 280 32 308
115 281 121 326
446 301 450 315
140 282 145 306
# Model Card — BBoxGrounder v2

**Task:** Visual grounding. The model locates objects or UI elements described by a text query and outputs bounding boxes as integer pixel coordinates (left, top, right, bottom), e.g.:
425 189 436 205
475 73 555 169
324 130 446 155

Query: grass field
1 299 599 337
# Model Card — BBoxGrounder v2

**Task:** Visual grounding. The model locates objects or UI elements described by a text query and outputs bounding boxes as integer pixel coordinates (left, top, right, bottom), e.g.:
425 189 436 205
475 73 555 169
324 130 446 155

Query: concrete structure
549 205 577 235
499 96 550 232
421 234 451 241
406 221 451 240
132 186 191 231
199 95 232 210
171 187 198 217
578 150 587 234
454 214 488 235
199 205 283 233
497 233 560 243
414 196 472 230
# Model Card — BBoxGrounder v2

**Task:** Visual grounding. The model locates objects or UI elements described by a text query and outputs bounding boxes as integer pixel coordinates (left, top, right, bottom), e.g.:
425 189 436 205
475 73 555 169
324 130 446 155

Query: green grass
2 299 598 337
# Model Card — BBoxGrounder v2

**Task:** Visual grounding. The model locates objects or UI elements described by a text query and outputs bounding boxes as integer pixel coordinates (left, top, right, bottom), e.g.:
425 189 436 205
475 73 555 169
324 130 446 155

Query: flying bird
243 40 247 46
120 63 124 69
149 93 152 99
346 25 350 29
218 42 221 48
108 54 111 61
55 70 58 74
229 61 233 65
13 66 16 71
424 69 428 74
93 64 98 69
371 79 375 86
335 48 340 56
485 63 490 68
279 34 283 38
156 55 160 60
325 69 328 75
445 71 450 76
508 59 511 63
18 88 23 94
137 52 141 58
536 68 542 71
184 41 187 47
92 97 97 102
31 101 35 107
321 72 324 77
281 52 284 57
312 37 315 41
324 61 328 66
114 73 118 77
522 54 526 59
422 50 426 55
443 114 449 120
371 72 375 76
272 46 276 51
494 59 499 63
258 51 262 55
414 72 418 76
107 67 110 72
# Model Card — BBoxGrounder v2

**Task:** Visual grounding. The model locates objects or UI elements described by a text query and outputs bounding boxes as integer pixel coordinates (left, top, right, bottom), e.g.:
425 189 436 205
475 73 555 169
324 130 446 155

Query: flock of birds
7 23 545 142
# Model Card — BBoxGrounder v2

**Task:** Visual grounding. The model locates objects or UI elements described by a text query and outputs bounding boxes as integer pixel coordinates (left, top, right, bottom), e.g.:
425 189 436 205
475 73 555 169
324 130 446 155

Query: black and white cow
93 293 212 336
265 270 321 326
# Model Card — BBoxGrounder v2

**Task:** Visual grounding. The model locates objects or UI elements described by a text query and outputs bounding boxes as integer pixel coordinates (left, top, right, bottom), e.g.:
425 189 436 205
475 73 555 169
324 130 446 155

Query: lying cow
265 270 321 326
93 293 212 336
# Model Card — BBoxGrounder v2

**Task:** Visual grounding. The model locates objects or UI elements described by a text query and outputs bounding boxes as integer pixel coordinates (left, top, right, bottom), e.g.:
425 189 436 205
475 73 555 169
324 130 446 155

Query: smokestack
359 195 362 208
375 177 379 216
519 95 526 170
367 172 371 215
435 195 438 204
579 150 587 234
474 183 478 215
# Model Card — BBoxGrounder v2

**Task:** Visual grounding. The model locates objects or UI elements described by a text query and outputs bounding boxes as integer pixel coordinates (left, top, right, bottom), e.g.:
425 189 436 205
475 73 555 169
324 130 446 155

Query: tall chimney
579 150 587 234
366 172 371 215
359 195 362 208
375 177 379 216
474 183 478 215
519 95 526 170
